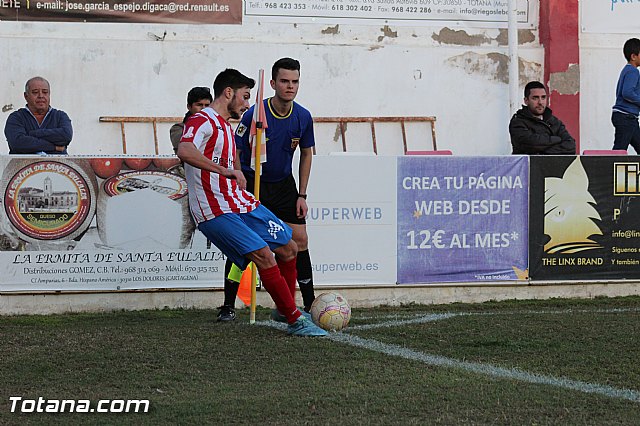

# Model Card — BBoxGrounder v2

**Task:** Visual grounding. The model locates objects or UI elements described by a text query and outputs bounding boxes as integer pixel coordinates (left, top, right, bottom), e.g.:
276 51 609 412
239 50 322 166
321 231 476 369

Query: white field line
349 307 640 331
258 306 640 403
328 332 640 403
347 313 461 330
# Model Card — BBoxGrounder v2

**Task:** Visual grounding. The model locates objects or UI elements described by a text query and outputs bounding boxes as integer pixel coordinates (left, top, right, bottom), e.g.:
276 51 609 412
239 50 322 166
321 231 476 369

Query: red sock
276 256 297 300
259 265 301 324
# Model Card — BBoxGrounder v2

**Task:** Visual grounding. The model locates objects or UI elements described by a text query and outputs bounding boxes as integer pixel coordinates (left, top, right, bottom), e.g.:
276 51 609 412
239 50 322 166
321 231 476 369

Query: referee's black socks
297 249 315 312
223 259 239 307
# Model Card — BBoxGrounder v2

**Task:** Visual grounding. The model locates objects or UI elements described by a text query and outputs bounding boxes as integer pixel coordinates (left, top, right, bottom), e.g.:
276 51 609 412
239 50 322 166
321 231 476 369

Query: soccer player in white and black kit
177 68 326 337
217 58 317 322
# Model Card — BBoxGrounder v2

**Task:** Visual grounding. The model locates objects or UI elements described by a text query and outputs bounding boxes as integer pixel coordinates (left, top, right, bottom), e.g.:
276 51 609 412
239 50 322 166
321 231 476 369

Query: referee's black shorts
245 174 305 225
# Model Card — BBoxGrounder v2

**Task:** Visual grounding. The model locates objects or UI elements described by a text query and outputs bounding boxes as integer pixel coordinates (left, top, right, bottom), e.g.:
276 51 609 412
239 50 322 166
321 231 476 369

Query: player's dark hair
183 87 213 123
623 38 640 62
187 87 212 106
272 57 300 80
212 69 255 98
524 81 546 98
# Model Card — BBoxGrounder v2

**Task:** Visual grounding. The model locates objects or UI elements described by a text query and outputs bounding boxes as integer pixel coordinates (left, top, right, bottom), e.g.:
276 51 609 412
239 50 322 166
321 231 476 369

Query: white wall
580 34 635 151
579 2 640 152
0 9 542 156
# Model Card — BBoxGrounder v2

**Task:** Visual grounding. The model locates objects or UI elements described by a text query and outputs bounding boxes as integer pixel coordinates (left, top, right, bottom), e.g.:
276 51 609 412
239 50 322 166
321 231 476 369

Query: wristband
298 194 307 200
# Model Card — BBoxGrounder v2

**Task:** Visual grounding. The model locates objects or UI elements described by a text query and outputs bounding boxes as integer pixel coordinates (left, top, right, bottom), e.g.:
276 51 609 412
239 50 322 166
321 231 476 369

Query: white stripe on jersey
181 107 259 223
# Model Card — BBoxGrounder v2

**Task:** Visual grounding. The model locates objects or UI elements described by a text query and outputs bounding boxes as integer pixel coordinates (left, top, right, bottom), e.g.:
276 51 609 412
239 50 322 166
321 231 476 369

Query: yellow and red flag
250 69 268 169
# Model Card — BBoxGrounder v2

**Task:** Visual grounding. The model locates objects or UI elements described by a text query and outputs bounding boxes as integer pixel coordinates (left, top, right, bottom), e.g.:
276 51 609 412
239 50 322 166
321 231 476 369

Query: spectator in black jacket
509 81 575 155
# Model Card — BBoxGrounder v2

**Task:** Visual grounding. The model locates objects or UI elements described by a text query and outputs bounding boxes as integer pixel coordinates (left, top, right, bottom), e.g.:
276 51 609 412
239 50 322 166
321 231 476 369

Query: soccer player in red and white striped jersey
180 103 258 222
177 69 326 337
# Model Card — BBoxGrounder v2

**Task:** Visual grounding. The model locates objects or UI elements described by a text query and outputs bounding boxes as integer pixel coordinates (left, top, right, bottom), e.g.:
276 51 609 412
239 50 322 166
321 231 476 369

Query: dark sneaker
271 308 310 323
287 316 328 337
270 309 287 323
217 306 236 322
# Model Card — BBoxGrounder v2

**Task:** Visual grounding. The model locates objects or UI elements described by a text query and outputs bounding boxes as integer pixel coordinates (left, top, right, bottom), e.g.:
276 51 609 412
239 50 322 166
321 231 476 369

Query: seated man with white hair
4 76 72 155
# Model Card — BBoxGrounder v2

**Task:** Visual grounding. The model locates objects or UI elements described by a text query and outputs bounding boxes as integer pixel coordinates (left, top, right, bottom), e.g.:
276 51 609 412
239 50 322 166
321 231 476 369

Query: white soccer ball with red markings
310 292 351 331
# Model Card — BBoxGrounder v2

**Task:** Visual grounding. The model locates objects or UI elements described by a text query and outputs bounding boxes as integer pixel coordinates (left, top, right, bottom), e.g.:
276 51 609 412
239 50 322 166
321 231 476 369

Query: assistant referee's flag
250 69 268 169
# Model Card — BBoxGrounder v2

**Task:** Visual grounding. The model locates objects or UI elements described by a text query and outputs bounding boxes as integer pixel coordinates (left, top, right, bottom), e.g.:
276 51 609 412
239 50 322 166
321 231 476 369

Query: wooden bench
582 150 628 156
405 150 452 155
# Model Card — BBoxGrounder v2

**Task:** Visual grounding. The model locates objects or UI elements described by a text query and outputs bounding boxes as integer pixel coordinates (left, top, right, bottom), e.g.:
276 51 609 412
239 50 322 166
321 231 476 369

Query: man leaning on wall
509 81 575 155
4 76 73 155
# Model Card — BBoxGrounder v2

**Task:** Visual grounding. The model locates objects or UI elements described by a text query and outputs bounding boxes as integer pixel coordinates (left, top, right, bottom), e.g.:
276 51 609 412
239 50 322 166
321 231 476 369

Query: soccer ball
310 292 351 331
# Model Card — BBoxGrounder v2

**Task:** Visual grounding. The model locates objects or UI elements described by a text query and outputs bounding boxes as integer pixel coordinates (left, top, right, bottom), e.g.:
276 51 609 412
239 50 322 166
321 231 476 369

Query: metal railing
313 116 437 154
98 115 438 155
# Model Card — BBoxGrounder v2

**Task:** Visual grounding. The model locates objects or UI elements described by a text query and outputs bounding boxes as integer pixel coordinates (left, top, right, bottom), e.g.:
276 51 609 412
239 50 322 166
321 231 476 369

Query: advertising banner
306 155 397 286
245 0 533 27
397 156 529 284
530 155 640 280
0 156 225 291
0 155 397 292
0 0 242 24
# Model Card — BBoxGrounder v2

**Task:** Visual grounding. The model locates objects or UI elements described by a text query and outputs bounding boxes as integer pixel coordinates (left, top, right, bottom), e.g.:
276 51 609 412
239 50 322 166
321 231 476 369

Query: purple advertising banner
397 156 529 284
0 0 242 24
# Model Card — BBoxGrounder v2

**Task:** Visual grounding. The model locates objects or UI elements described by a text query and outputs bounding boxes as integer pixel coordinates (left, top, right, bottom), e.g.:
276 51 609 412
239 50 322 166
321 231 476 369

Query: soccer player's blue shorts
246 174 304 225
197 205 293 270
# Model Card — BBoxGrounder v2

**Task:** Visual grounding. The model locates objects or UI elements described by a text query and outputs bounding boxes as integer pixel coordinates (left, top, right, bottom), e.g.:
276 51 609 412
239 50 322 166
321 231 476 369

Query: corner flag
249 69 268 324
250 69 268 169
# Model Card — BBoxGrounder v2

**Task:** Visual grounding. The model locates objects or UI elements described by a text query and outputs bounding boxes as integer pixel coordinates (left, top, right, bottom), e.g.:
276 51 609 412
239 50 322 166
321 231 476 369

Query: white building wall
579 1 640 152
0 6 542 156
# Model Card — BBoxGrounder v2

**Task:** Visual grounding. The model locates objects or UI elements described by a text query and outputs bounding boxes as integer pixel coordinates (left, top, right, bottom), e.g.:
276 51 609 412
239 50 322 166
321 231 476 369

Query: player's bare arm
296 146 312 218
234 148 242 170
177 142 247 190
